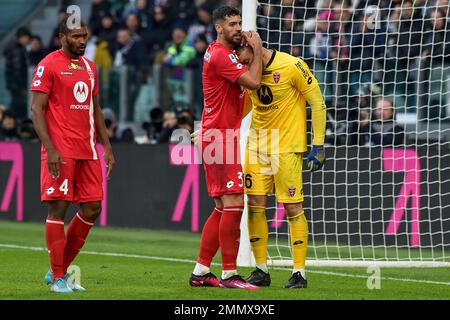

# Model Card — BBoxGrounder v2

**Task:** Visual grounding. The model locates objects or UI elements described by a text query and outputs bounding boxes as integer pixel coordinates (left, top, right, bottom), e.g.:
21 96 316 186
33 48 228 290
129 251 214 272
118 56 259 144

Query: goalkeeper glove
306 145 326 172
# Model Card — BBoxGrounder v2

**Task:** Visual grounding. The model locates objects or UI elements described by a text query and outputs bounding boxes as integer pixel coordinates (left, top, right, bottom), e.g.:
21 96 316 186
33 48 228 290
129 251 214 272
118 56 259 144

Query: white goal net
238 0 450 267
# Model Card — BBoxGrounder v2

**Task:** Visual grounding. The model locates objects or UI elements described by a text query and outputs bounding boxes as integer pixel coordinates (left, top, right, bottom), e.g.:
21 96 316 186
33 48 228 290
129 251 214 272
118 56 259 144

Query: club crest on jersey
88 70 95 81
68 63 85 70
288 186 296 197
73 81 89 103
36 66 45 78
228 53 238 65
273 72 281 84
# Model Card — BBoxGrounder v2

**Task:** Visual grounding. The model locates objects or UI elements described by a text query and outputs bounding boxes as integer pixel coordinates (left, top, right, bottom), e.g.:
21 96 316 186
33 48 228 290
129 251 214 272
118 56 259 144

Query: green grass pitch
0 220 449 300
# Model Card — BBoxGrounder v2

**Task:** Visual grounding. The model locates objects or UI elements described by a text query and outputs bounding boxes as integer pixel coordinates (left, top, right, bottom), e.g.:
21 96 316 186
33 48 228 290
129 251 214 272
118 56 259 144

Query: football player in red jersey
31 18 115 293
188 6 263 290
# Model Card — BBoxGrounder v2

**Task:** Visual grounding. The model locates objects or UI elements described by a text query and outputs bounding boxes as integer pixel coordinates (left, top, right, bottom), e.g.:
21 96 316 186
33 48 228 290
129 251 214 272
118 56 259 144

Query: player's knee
284 202 303 217
222 194 244 207
81 202 102 221
247 195 266 207
213 198 224 210
47 201 69 219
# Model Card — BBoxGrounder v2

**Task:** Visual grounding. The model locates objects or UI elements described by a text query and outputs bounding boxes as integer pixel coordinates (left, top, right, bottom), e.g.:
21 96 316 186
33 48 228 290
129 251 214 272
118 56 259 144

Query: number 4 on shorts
59 179 69 195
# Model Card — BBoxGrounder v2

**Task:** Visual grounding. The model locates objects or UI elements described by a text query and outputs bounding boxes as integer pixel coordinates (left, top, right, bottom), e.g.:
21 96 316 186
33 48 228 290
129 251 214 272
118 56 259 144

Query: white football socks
193 263 210 276
256 263 269 274
293 268 306 279
222 270 238 280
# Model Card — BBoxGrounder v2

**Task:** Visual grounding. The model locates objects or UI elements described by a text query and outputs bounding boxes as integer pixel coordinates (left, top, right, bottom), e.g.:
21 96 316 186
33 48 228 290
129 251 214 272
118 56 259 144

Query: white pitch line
1 243 450 287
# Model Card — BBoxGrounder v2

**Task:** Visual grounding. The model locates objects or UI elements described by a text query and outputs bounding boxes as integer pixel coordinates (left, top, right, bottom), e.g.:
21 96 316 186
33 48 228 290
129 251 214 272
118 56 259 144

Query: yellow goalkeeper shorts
243 149 304 203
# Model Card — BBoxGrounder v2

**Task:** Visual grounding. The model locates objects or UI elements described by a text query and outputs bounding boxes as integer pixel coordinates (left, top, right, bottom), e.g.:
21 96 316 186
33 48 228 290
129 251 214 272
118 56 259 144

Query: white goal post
237 0 450 268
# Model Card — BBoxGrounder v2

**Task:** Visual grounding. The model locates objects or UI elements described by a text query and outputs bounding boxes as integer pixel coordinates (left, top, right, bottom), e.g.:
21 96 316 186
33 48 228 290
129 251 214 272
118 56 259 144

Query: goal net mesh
239 0 450 266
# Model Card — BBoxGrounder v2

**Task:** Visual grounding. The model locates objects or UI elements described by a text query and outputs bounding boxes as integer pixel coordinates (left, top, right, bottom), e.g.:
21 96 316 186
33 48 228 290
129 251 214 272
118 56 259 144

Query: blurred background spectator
89 0 113 36
162 21 196 67
3 27 31 121
419 7 450 121
1 0 450 145
347 97 405 147
349 5 386 98
47 8 69 53
0 110 21 142
188 3 215 44
142 5 172 64
385 0 426 112
144 107 164 144
28 36 47 67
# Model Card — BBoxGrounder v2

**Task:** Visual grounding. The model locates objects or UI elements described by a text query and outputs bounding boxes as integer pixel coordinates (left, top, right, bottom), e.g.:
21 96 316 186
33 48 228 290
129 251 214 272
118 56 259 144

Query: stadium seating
0 0 40 40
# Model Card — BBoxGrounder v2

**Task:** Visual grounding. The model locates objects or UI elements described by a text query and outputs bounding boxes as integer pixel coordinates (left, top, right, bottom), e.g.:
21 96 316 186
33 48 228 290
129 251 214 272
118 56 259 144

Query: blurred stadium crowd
1 0 449 146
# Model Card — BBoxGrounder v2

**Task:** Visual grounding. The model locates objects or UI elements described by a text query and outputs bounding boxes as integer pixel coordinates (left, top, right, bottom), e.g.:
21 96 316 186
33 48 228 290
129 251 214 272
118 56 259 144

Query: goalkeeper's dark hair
213 5 241 24
59 16 87 35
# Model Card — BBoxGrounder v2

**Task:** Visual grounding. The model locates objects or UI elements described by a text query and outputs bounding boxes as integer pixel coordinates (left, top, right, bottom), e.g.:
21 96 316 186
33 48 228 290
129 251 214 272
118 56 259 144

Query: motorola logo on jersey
257 85 273 105
73 81 89 103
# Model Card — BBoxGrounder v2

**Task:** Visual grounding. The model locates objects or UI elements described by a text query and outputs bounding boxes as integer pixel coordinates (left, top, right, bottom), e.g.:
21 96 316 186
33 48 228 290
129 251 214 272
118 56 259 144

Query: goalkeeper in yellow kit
235 44 326 288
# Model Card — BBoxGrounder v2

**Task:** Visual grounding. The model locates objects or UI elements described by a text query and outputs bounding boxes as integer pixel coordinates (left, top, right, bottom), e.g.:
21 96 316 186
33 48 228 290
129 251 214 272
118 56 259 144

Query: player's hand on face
47 148 64 179
240 32 249 47
242 31 262 50
306 145 326 172
104 147 116 180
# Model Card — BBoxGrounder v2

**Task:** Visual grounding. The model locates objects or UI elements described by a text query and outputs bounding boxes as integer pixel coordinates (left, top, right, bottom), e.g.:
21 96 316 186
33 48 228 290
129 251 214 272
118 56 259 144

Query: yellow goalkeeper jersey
246 50 326 154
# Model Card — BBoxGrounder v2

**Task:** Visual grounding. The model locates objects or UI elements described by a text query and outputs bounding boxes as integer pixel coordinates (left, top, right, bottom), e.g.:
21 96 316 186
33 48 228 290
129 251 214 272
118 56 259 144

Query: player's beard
224 30 242 48
66 39 86 58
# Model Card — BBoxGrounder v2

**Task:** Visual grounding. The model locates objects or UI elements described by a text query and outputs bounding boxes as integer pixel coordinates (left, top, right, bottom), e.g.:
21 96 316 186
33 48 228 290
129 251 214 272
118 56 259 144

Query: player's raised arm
236 31 263 90
93 96 116 179
291 59 327 171
31 91 63 179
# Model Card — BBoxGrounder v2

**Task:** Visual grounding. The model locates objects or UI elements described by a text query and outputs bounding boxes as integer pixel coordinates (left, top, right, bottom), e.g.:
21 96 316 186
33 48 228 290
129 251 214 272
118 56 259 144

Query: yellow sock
247 206 268 265
287 211 309 269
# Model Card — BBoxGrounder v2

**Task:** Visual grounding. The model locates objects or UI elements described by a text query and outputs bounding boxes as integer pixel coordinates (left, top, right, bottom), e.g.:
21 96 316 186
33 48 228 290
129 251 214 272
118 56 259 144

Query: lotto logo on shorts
46 187 55 195
226 181 235 189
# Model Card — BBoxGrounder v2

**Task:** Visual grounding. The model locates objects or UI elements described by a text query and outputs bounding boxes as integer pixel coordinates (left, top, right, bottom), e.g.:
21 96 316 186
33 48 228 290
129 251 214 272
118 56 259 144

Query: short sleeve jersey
30 49 99 160
201 41 248 134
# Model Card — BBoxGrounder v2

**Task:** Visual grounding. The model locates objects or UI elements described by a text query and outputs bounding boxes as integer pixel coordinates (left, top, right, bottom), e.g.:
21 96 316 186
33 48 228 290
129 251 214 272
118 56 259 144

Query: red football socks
219 206 244 271
197 207 222 267
63 212 95 273
45 218 66 281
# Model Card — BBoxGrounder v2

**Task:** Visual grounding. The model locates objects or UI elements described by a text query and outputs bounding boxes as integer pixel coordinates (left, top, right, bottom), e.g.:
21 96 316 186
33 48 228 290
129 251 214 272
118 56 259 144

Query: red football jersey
30 49 99 160
201 41 248 132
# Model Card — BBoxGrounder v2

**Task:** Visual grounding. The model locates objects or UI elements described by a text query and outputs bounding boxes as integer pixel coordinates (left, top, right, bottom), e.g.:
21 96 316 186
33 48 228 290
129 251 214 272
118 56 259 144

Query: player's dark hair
59 17 87 35
212 5 241 24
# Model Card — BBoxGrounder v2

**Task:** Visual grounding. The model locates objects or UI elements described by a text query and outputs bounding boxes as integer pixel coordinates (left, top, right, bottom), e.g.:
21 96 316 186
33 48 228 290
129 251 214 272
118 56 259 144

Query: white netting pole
237 0 258 267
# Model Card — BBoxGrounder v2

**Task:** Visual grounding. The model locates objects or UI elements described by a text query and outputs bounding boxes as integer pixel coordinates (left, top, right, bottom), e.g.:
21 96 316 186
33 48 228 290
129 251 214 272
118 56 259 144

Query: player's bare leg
47 200 70 220
218 194 258 290
245 195 271 286
284 202 308 288
45 201 72 292
190 197 224 287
